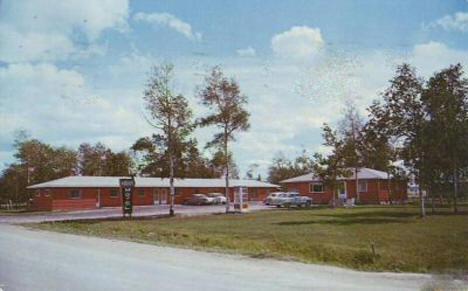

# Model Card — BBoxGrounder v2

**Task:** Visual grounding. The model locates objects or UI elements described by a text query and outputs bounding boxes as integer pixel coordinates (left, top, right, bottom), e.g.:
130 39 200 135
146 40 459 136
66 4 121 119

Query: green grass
29 205 468 274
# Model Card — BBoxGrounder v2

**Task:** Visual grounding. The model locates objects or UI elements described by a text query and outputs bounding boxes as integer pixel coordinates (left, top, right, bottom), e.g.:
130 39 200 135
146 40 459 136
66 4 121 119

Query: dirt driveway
0 203 270 224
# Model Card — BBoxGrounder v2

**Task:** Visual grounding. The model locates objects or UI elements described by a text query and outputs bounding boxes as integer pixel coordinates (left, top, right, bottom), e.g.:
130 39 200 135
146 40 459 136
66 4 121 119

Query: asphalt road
0 224 450 291
0 203 270 224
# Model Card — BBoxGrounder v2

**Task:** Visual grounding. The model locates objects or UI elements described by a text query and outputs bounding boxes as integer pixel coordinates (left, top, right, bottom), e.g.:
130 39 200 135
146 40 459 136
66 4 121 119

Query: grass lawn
29 205 468 274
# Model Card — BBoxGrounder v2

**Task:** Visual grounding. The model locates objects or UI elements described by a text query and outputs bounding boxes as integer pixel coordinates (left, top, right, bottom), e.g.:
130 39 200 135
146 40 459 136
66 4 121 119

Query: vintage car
206 192 227 204
263 192 284 205
183 194 214 205
269 192 312 208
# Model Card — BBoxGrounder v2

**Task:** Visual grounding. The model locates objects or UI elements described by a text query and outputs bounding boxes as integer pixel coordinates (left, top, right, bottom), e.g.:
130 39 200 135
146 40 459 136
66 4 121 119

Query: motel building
280 168 408 204
27 176 279 211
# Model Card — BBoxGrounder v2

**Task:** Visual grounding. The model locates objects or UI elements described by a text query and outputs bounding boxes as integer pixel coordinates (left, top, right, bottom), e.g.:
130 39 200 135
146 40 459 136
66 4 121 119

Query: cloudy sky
1 0 467 177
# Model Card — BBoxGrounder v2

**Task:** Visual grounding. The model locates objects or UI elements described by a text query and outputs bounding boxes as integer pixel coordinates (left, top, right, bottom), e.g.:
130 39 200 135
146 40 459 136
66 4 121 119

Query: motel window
110 189 119 198
138 189 145 197
35 190 41 197
44 189 51 197
310 183 324 193
69 189 81 199
358 181 368 192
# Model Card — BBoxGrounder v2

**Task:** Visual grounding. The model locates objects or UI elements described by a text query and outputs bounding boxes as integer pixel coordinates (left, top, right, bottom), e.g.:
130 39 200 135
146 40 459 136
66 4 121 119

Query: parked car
263 192 284 205
206 192 227 204
183 194 213 205
270 192 312 208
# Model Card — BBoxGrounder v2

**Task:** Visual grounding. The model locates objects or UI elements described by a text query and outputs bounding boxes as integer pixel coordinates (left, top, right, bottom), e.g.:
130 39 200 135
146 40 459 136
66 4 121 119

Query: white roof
27 176 279 189
280 168 391 183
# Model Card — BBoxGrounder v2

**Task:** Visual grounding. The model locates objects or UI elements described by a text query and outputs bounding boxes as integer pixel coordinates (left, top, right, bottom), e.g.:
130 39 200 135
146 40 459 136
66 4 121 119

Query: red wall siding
52 199 95 211
281 179 407 204
30 189 53 211
99 188 121 207
31 186 276 211
281 182 333 203
133 187 156 206
31 188 98 211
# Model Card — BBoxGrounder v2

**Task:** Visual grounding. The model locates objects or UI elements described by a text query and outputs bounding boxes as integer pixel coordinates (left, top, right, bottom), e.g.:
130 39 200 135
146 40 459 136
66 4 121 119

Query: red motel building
27 176 279 211
280 168 407 204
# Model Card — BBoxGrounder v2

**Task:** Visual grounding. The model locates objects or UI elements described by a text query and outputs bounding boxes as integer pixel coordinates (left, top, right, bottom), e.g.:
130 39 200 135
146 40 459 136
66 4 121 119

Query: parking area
0 203 271 224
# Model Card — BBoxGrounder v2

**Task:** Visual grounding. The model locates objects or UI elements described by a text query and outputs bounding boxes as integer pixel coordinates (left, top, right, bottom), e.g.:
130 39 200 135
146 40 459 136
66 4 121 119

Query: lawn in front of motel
29 205 468 274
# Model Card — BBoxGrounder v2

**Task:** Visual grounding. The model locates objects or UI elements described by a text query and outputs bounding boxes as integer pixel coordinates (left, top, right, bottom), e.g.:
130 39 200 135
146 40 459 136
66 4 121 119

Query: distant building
280 168 407 204
27 176 279 211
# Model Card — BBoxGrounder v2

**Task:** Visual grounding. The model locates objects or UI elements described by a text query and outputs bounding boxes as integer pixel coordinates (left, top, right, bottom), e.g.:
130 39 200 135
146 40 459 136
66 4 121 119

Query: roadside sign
234 187 248 213
119 177 135 217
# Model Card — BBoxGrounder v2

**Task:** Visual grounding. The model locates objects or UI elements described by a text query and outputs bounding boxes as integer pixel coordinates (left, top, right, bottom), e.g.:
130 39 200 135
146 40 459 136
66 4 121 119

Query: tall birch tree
143 63 193 216
198 67 250 213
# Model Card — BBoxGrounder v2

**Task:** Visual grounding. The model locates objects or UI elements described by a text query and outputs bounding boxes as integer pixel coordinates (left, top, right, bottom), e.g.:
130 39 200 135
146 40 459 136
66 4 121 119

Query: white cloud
434 12 468 32
0 63 151 158
410 41 468 75
133 12 202 41
0 0 129 63
236 46 256 57
271 26 325 59
0 24 76 63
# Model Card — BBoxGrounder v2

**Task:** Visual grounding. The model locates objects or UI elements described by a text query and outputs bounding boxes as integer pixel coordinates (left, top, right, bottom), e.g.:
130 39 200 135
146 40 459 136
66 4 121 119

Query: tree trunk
331 186 336 208
387 172 391 205
430 186 435 214
419 177 425 218
168 117 175 216
355 167 360 204
453 168 458 214
224 130 230 213
169 154 175 216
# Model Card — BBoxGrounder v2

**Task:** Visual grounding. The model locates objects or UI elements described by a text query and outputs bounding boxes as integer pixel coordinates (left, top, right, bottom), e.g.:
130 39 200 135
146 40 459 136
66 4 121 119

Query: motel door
338 182 346 200
154 188 168 205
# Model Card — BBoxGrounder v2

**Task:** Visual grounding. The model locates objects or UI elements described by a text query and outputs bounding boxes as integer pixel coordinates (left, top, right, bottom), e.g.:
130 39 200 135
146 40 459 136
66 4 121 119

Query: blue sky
1 0 467 177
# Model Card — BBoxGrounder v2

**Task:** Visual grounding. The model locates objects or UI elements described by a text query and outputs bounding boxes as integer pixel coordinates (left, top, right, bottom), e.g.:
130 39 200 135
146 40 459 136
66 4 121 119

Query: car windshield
279 194 287 197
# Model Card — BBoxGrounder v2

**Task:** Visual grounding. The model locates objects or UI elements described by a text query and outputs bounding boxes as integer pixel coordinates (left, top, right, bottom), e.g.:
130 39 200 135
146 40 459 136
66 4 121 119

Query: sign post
120 177 135 218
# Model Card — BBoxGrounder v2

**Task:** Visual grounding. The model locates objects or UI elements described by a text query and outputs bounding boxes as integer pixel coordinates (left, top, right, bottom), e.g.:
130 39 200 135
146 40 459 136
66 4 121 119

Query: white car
270 192 312 208
263 192 284 205
206 192 227 204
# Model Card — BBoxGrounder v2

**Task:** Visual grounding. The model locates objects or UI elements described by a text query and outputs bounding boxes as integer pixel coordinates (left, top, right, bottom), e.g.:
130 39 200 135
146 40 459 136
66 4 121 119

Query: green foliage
267 150 315 184
198 66 250 148
368 63 468 214
0 138 134 204
313 124 351 207
131 136 219 178
198 66 250 209
0 137 78 204
78 142 133 176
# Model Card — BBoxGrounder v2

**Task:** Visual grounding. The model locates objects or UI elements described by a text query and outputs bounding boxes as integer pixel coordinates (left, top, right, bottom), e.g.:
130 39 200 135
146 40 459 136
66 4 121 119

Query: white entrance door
159 189 168 204
338 182 346 200
154 189 168 205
